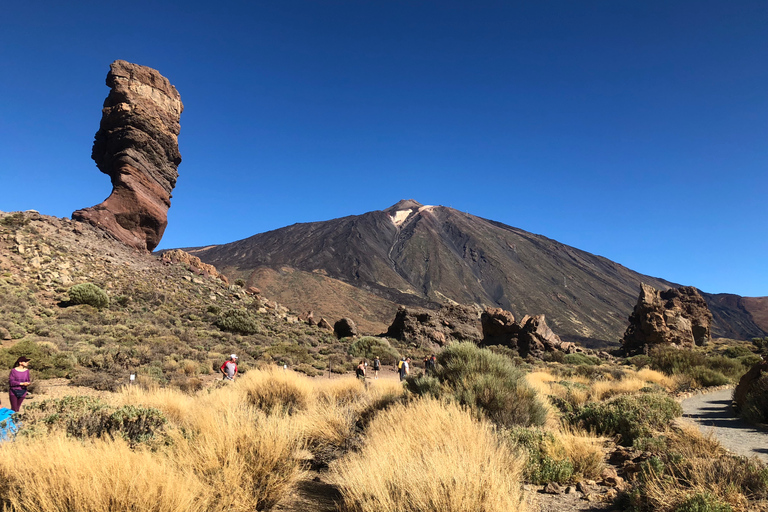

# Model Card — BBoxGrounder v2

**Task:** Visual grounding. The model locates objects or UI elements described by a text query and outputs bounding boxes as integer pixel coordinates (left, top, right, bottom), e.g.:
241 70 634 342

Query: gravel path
681 388 768 463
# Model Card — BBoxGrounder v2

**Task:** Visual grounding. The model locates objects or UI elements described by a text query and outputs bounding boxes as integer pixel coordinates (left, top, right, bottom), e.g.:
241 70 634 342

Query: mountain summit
186 201 766 346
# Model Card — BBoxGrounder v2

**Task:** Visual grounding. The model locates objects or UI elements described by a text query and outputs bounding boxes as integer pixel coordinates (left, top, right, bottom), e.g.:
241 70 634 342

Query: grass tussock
330 398 528 512
632 425 768 512
0 435 206 512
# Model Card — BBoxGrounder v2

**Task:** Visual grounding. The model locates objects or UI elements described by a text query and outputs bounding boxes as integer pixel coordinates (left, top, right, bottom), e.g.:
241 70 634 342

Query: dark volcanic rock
622 284 713 355
334 317 358 339
733 357 768 414
385 304 481 348
73 60 183 252
481 307 574 357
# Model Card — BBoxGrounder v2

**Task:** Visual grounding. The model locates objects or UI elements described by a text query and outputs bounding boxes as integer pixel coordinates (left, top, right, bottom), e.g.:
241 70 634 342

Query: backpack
397 360 404 371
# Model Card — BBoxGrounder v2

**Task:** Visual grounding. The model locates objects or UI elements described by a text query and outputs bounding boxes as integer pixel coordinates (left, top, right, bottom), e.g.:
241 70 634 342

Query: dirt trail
681 388 768 463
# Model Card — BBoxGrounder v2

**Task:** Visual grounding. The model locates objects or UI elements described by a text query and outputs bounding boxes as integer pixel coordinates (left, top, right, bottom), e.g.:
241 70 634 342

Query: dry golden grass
330 398 528 512
528 368 679 408
0 435 206 512
553 427 606 480
640 425 768 512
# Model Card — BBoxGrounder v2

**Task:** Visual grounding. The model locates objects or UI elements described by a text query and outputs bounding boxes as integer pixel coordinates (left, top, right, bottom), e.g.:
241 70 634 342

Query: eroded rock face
733 359 768 414
622 283 713 355
73 60 183 252
384 304 482 348
480 308 574 357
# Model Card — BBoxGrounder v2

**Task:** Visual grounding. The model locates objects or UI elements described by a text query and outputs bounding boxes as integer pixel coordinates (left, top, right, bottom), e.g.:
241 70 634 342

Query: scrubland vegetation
1 213 767 511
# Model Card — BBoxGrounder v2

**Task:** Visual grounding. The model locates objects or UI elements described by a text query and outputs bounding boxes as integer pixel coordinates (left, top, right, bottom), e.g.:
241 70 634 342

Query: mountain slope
187 200 767 346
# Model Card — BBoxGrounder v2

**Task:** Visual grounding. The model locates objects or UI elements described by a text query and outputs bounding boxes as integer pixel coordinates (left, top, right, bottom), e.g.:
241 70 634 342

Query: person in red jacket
220 354 238 381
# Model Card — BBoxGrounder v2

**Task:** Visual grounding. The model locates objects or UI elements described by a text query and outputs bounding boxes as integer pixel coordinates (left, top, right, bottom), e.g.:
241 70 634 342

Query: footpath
680 388 768 463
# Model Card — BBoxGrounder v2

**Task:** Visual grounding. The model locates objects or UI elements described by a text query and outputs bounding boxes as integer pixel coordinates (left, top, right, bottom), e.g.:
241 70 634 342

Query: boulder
73 60 183 252
622 284 713 355
384 304 481 348
299 311 317 326
317 318 333 331
480 307 574 357
334 317 358 339
733 357 768 413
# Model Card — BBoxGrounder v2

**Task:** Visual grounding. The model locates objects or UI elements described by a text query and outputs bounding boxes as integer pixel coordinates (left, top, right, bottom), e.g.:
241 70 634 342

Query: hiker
9 356 31 412
398 357 410 381
428 354 437 374
372 356 381 379
220 354 238 381
356 360 366 383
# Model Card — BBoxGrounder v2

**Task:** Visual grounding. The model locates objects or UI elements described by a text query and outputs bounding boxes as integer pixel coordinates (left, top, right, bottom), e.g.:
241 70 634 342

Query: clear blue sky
1 1 766 297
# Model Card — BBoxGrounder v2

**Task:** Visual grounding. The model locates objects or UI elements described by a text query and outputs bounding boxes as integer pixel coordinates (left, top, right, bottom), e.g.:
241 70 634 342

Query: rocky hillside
0 210 387 390
186 200 767 347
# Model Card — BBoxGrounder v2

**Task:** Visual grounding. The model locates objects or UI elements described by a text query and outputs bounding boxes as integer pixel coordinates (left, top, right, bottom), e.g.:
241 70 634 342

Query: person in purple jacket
9 356 31 412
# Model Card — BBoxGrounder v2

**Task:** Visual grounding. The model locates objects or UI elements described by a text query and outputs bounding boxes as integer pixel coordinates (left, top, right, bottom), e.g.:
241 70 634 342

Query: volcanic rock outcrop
73 60 183 252
733 357 768 415
160 249 227 283
622 284 713 355
334 318 359 339
385 304 482 348
481 307 575 357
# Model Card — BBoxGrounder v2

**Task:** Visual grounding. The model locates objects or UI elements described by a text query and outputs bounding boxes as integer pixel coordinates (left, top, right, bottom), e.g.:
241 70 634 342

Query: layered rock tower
73 60 183 252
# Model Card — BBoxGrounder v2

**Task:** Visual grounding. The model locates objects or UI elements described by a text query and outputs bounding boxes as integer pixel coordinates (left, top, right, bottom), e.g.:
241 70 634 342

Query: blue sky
1 1 766 297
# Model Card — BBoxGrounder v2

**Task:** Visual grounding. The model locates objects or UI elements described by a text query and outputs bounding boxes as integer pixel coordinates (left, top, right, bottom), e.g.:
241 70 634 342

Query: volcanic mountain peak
385 199 436 227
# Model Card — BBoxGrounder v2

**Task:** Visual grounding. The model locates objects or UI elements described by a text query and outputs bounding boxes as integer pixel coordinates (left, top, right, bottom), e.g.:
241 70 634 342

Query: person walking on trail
398 357 410 381
427 354 437 375
356 360 366 384
372 356 381 379
220 354 238 381
9 356 31 412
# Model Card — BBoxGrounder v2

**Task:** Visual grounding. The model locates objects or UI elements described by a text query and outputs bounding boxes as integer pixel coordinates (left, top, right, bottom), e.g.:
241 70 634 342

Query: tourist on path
9 357 31 412
356 360 366 383
220 354 238 381
399 357 410 381
372 356 381 379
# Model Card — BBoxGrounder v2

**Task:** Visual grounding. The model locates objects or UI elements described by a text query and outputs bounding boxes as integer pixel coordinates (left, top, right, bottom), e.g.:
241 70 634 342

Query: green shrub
348 336 400 364
411 342 547 428
215 308 261 334
674 493 732 512
704 356 743 380
68 283 109 309
19 396 167 446
650 346 705 375
689 367 729 387
627 354 652 368
404 375 441 398
508 427 574 484
0 339 73 379
723 346 754 359
571 393 682 446
563 353 601 366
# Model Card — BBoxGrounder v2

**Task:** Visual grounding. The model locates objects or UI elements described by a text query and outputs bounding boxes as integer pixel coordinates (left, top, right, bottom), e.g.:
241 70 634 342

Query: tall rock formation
73 60 183 252
622 284 713 355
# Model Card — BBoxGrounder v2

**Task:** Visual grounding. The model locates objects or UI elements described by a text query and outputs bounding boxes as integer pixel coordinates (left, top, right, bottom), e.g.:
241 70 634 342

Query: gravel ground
680 387 768 463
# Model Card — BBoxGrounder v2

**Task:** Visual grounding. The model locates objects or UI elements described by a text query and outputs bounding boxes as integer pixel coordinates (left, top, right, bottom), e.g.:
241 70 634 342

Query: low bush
408 342 548 428
563 353 601 366
20 396 167 446
650 347 706 375
508 427 573 484
688 367 728 387
347 336 400 364
570 392 682 446
215 309 261 334
674 493 733 512
68 283 109 309
722 346 754 359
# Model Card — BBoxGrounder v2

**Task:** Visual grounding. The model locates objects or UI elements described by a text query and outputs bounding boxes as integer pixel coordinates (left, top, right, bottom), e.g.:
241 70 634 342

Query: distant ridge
185 201 767 346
